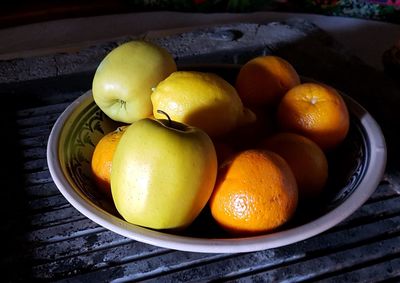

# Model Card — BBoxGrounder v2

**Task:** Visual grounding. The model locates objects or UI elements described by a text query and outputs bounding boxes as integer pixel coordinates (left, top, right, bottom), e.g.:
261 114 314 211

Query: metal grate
2 20 400 282
3 69 399 283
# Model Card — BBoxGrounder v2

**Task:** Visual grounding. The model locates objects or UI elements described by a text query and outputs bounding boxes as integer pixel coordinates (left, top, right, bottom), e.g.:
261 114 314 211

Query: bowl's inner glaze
61 66 368 238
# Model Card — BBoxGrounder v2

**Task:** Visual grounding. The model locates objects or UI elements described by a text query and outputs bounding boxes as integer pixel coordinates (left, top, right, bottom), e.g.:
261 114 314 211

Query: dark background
1 0 399 29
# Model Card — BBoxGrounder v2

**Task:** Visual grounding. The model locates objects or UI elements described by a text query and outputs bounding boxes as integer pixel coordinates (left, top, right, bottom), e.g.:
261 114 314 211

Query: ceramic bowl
47 66 386 253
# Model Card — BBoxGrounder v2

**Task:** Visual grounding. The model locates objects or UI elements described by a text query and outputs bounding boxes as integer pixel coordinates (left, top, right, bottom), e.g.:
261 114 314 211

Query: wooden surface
1 19 400 282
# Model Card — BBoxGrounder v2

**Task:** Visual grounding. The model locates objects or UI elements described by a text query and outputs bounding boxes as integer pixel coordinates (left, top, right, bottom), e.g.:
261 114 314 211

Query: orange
277 82 349 151
259 132 328 199
235 55 301 107
91 126 127 196
209 149 298 235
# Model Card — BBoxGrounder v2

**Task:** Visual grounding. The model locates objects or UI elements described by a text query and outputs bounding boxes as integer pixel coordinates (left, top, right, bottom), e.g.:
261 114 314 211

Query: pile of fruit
90 40 350 236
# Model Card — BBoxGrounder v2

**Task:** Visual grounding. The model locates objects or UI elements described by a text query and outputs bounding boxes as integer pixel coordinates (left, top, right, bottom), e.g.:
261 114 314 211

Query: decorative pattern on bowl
58 93 124 216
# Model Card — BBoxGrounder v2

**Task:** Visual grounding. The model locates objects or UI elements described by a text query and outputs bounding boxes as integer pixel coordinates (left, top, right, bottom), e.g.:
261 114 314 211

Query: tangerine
209 149 298 235
259 132 328 199
277 82 349 151
235 55 300 107
91 126 127 196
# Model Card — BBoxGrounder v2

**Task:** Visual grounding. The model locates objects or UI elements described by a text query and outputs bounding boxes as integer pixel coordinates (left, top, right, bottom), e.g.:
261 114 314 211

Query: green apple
110 113 218 230
92 40 177 123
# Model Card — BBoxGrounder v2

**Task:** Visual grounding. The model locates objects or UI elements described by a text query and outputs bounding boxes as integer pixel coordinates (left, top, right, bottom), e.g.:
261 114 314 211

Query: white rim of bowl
47 90 387 254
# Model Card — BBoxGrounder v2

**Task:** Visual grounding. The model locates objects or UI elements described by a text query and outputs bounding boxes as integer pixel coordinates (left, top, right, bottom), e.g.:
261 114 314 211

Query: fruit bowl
47 66 386 253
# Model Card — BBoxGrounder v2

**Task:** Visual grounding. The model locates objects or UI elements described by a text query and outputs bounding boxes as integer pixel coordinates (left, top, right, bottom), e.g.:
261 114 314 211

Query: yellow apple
110 114 218 230
92 40 177 123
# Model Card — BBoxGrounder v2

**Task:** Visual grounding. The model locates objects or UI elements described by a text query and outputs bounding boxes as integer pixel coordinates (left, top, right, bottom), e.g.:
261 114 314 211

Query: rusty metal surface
1 19 400 282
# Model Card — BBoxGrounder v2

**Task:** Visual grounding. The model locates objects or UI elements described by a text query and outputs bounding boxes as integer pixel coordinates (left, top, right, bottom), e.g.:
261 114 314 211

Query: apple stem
157 109 172 126
119 100 127 110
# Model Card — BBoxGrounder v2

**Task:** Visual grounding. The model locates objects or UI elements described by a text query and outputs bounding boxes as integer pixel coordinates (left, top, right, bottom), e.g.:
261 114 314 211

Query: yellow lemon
151 71 255 137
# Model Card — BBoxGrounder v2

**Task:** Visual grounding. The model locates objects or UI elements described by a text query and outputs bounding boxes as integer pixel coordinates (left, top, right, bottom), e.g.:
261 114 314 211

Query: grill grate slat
368 182 400 201
314 257 400 283
16 113 61 128
26 218 104 243
21 147 47 161
17 125 53 138
23 158 48 172
24 170 54 185
16 102 71 118
25 182 62 198
31 231 136 261
29 206 86 228
27 194 70 211
336 196 400 228
19 136 49 148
